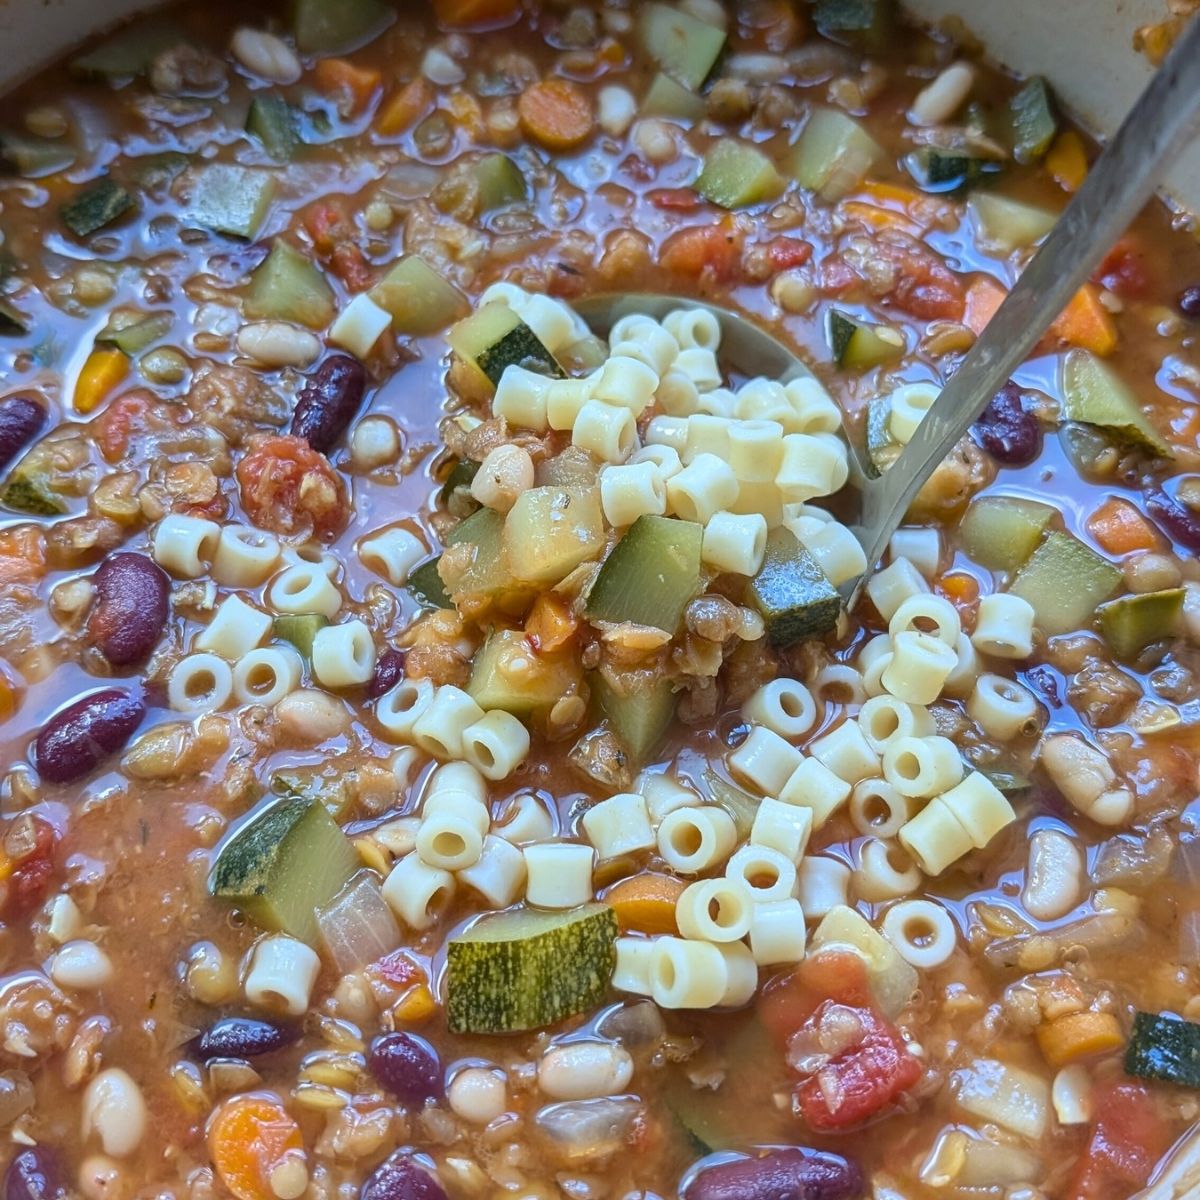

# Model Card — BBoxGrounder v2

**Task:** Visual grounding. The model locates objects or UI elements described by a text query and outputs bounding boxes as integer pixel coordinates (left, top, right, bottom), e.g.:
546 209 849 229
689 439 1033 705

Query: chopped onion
958 1135 1042 1188
1180 911 1200 964
1092 829 1173 888
951 1059 1049 1140
534 1098 641 1161
317 873 401 975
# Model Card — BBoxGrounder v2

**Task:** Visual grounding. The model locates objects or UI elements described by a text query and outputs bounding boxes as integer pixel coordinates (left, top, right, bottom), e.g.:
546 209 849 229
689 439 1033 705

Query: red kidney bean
34 689 145 784
971 383 1041 467
1146 485 1200 552
684 1149 863 1200
291 354 367 453
86 552 170 667
1178 285 1200 318
368 648 406 699
369 1032 443 1104
0 395 46 473
194 1017 299 1060
361 1157 446 1200
4 1149 65 1200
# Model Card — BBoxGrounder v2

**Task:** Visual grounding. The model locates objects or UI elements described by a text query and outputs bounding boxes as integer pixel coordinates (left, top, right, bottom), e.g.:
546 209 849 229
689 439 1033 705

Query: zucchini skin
1125 1011 1200 1088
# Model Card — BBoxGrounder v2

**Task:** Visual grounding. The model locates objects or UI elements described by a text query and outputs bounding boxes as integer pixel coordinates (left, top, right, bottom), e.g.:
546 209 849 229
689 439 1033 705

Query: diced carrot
446 90 485 140
393 983 438 1024
0 526 46 586
659 221 742 282
1095 236 1151 300
0 671 18 722
1035 1010 1125 1068
525 593 579 654
603 872 687 935
433 0 521 29
313 58 382 118
517 79 594 151
1050 283 1118 356
377 77 436 137
937 571 979 615
858 179 927 210
647 187 703 211
1086 497 1162 556
330 243 371 292
1046 130 1088 193
963 277 1008 337
208 1095 306 1200
74 347 129 415
840 201 920 236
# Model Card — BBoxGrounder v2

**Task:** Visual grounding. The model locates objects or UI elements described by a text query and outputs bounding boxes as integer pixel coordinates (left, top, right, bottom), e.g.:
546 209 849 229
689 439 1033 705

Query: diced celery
473 153 527 213
812 0 894 52
504 486 605 585
245 240 336 329
469 629 582 717
0 133 75 179
247 95 299 161
594 667 676 767
637 3 726 91
1062 351 1170 457
369 256 470 335
828 310 903 370
585 515 703 634
189 164 276 240
642 72 706 122
1099 589 1184 661
746 528 841 646
293 0 393 55
969 193 1057 253
1009 531 1122 636
61 179 135 238
96 312 173 356
1009 77 1058 165
787 108 882 202
71 19 185 79
273 614 330 662
960 496 1055 573
695 140 785 210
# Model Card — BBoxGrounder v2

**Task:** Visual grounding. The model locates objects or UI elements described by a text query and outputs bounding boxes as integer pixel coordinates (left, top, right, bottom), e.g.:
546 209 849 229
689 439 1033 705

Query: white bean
229 28 301 84
537 1041 634 1100
236 322 322 369
448 1066 508 1124
50 940 114 991
909 62 975 127
82 1069 147 1158
1039 733 1133 826
351 417 401 470
597 86 637 138
78 1156 126 1200
1022 829 1084 921
274 689 352 745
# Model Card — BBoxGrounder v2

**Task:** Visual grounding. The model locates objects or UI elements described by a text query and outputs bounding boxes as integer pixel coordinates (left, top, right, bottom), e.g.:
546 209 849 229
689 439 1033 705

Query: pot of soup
0 3 1198 1200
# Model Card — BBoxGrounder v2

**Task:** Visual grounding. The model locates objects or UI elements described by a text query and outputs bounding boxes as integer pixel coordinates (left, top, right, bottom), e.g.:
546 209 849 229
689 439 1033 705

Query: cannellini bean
50 940 114 991
274 689 353 745
632 119 679 166
723 53 789 83
909 62 975 126
597 86 637 138
448 1066 508 1124
229 28 301 84
78 1156 127 1200
351 417 401 470
82 1069 147 1158
1022 829 1084 921
1039 733 1133 826
236 322 322 369
537 1041 634 1100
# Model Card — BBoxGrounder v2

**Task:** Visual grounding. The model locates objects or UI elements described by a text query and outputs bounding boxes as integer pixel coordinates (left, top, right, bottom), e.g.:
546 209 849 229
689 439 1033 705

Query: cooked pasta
808 719 881 785
725 844 797 903
972 592 1037 658
675 877 755 942
667 453 739 524
195 594 272 659
460 711 531 781
457 835 527 908
968 673 1041 740
212 525 281 587
152 513 220 578
797 856 851 920
591 354 659 415
888 527 941 580
747 898 807 966
523 843 594 908
612 936 655 997
664 307 721 352
728 725 804 796
268 562 343 619
728 420 784 482
168 653 234 713
866 556 930 622
882 631 958 705
600 460 668 527
684 413 733 461
882 735 964 799
858 695 935 753
778 757 852 827
853 838 923 901
573 398 637 462
750 797 813 862
702 510 768 576
742 677 817 740
411 686 487 760
375 677 436 743
311 620 377 689
848 779 916 840
359 526 427 586
581 792 655 860
244 935 320 1018
382 852 456 931
232 646 303 707
649 937 728 1010
887 381 939 443
889 594 961 647
783 376 842 435
657 806 738 874
881 899 958 969
416 809 485 872
492 365 552 431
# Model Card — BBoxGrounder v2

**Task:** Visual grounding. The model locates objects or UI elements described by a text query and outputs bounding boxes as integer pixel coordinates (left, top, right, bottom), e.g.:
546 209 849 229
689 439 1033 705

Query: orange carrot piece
0 526 46 586
208 1095 306 1200
840 202 921 236
1051 283 1118 356
603 873 687 935
313 58 382 117
858 179 926 209
937 572 980 614
1046 130 1088 193
1035 1010 1125 1068
377 77 435 136
1087 497 1162 556
74 347 130 415
525 593 579 654
433 0 521 29
517 79 594 151
963 277 1008 337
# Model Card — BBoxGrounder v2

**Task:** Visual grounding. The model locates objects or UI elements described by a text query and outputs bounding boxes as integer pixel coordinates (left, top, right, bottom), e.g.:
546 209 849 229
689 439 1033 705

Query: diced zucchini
811 905 917 1018
96 312 173 356
1099 589 1184 661
642 72 706 122
1008 531 1122 637
293 0 393 55
812 0 893 52
245 240 336 329
0 133 75 179
788 108 882 202
470 629 582 718
637 3 726 91
473 153 527 213
828 310 903 370
866 394 901 474
407 557 453 609
585 514 703 634
746 528 841 647
274 614 330 662
369 256 470 336
505 486 605 585
446 903 619 1034
594 667 676 766
1125 1012 1200 1088
969 193 1058 253
439 459 480 508
0 299 31 336
960 496 1054 573
695 140 785 210
71 19 185 79
189 165 276 240
448 302 563 390
1061 351 1170 457
61 179 135 238
272 766 355 821
208 794 360 946
1009 76 1058 165
1 469 66 516
906 147 1000 192
441 506 529 612
247 95 299 161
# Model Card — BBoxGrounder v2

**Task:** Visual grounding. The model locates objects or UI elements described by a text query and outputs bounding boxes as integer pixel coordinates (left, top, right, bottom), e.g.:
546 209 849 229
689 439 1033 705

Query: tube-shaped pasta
668 453 739 525
888 382 939 443
196 595 272 659
664 308 721 352
281 544 338 576
882 631 957 705
573 399 637 463
232 646 303 707
359 526 427 587
696 388 739 419
816 663 868 706
382 852 456 930
795 520 867 587
882 735 964 799
750 797 813 863
591 355 659 415
889 528 940 580
493 365 552 432
968 673 1040 740
808 720 880 785
939 772 1016 849
866 557 930 622
848 779 916 840
857 633 893 675
581 792 655 860
461 711 531 781
523 843 594 909
889 594 961 647
898 797 974 875
268 563 342 619
728 420 784 483
972 593 1036 659
729 725 804 796
212 525 280 587
716 941 758 1007
675 877 755 943
749 898 807 967
152 513 220 578
656 370 700 417
637 771 701 825
734 378 791 424
613 936 655 996
731 480 784 529
312 620 377 689
650 937 728 1009
168 653 233 713
853 838 923 902
942 632 979 700
858 695 935 753
457 835 527 908
244 935 320 1018
725 845 797 903
546 377 594 431
775 434 839 502
657 806 738 874
600 461 667 527
416 810 485 872
644 415 689 453
376 677 436 743
881 899 957 969
494 792 555 844
675 347 722 391
422 791 489 839
610 318 679 376
783 376 841 435
412 686 487 761
684 414 733 462
425 760 488 807
702 511 767 576
631 444 683 483
742 678 817 740
797 856 850 920
779 758 852 828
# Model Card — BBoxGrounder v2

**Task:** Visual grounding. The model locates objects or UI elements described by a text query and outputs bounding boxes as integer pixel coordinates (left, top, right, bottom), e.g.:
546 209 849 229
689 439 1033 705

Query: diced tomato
872 233 966 320
96 391 153 462
235 434 349 540
371 950 426 990
5 817 57 916
764 236 814 273
647 188 702 211
820 254 860 296
331 243 372 292
659 221 743 282
1094 237 1151 301
1068 1082 1172 1200
304 201 346 256
759 951 872 1044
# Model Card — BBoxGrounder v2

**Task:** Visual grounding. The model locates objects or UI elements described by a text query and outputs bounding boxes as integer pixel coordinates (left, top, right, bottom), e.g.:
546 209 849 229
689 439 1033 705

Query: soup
0 2 1198 1199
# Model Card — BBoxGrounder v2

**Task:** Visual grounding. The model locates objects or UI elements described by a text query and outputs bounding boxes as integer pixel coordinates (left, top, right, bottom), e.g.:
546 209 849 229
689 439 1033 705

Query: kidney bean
5 1148 66 1200
361 1157 446 1200
368 648 406 699
971 383 1041 467
684 1150 862 1200
291 354 367 453
0 395 46 474
368 1032 443 1105
194 1017 298 1060
34 689 145 785
1146 485 1200 552
86 552 170 667
1178 285 1200 318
